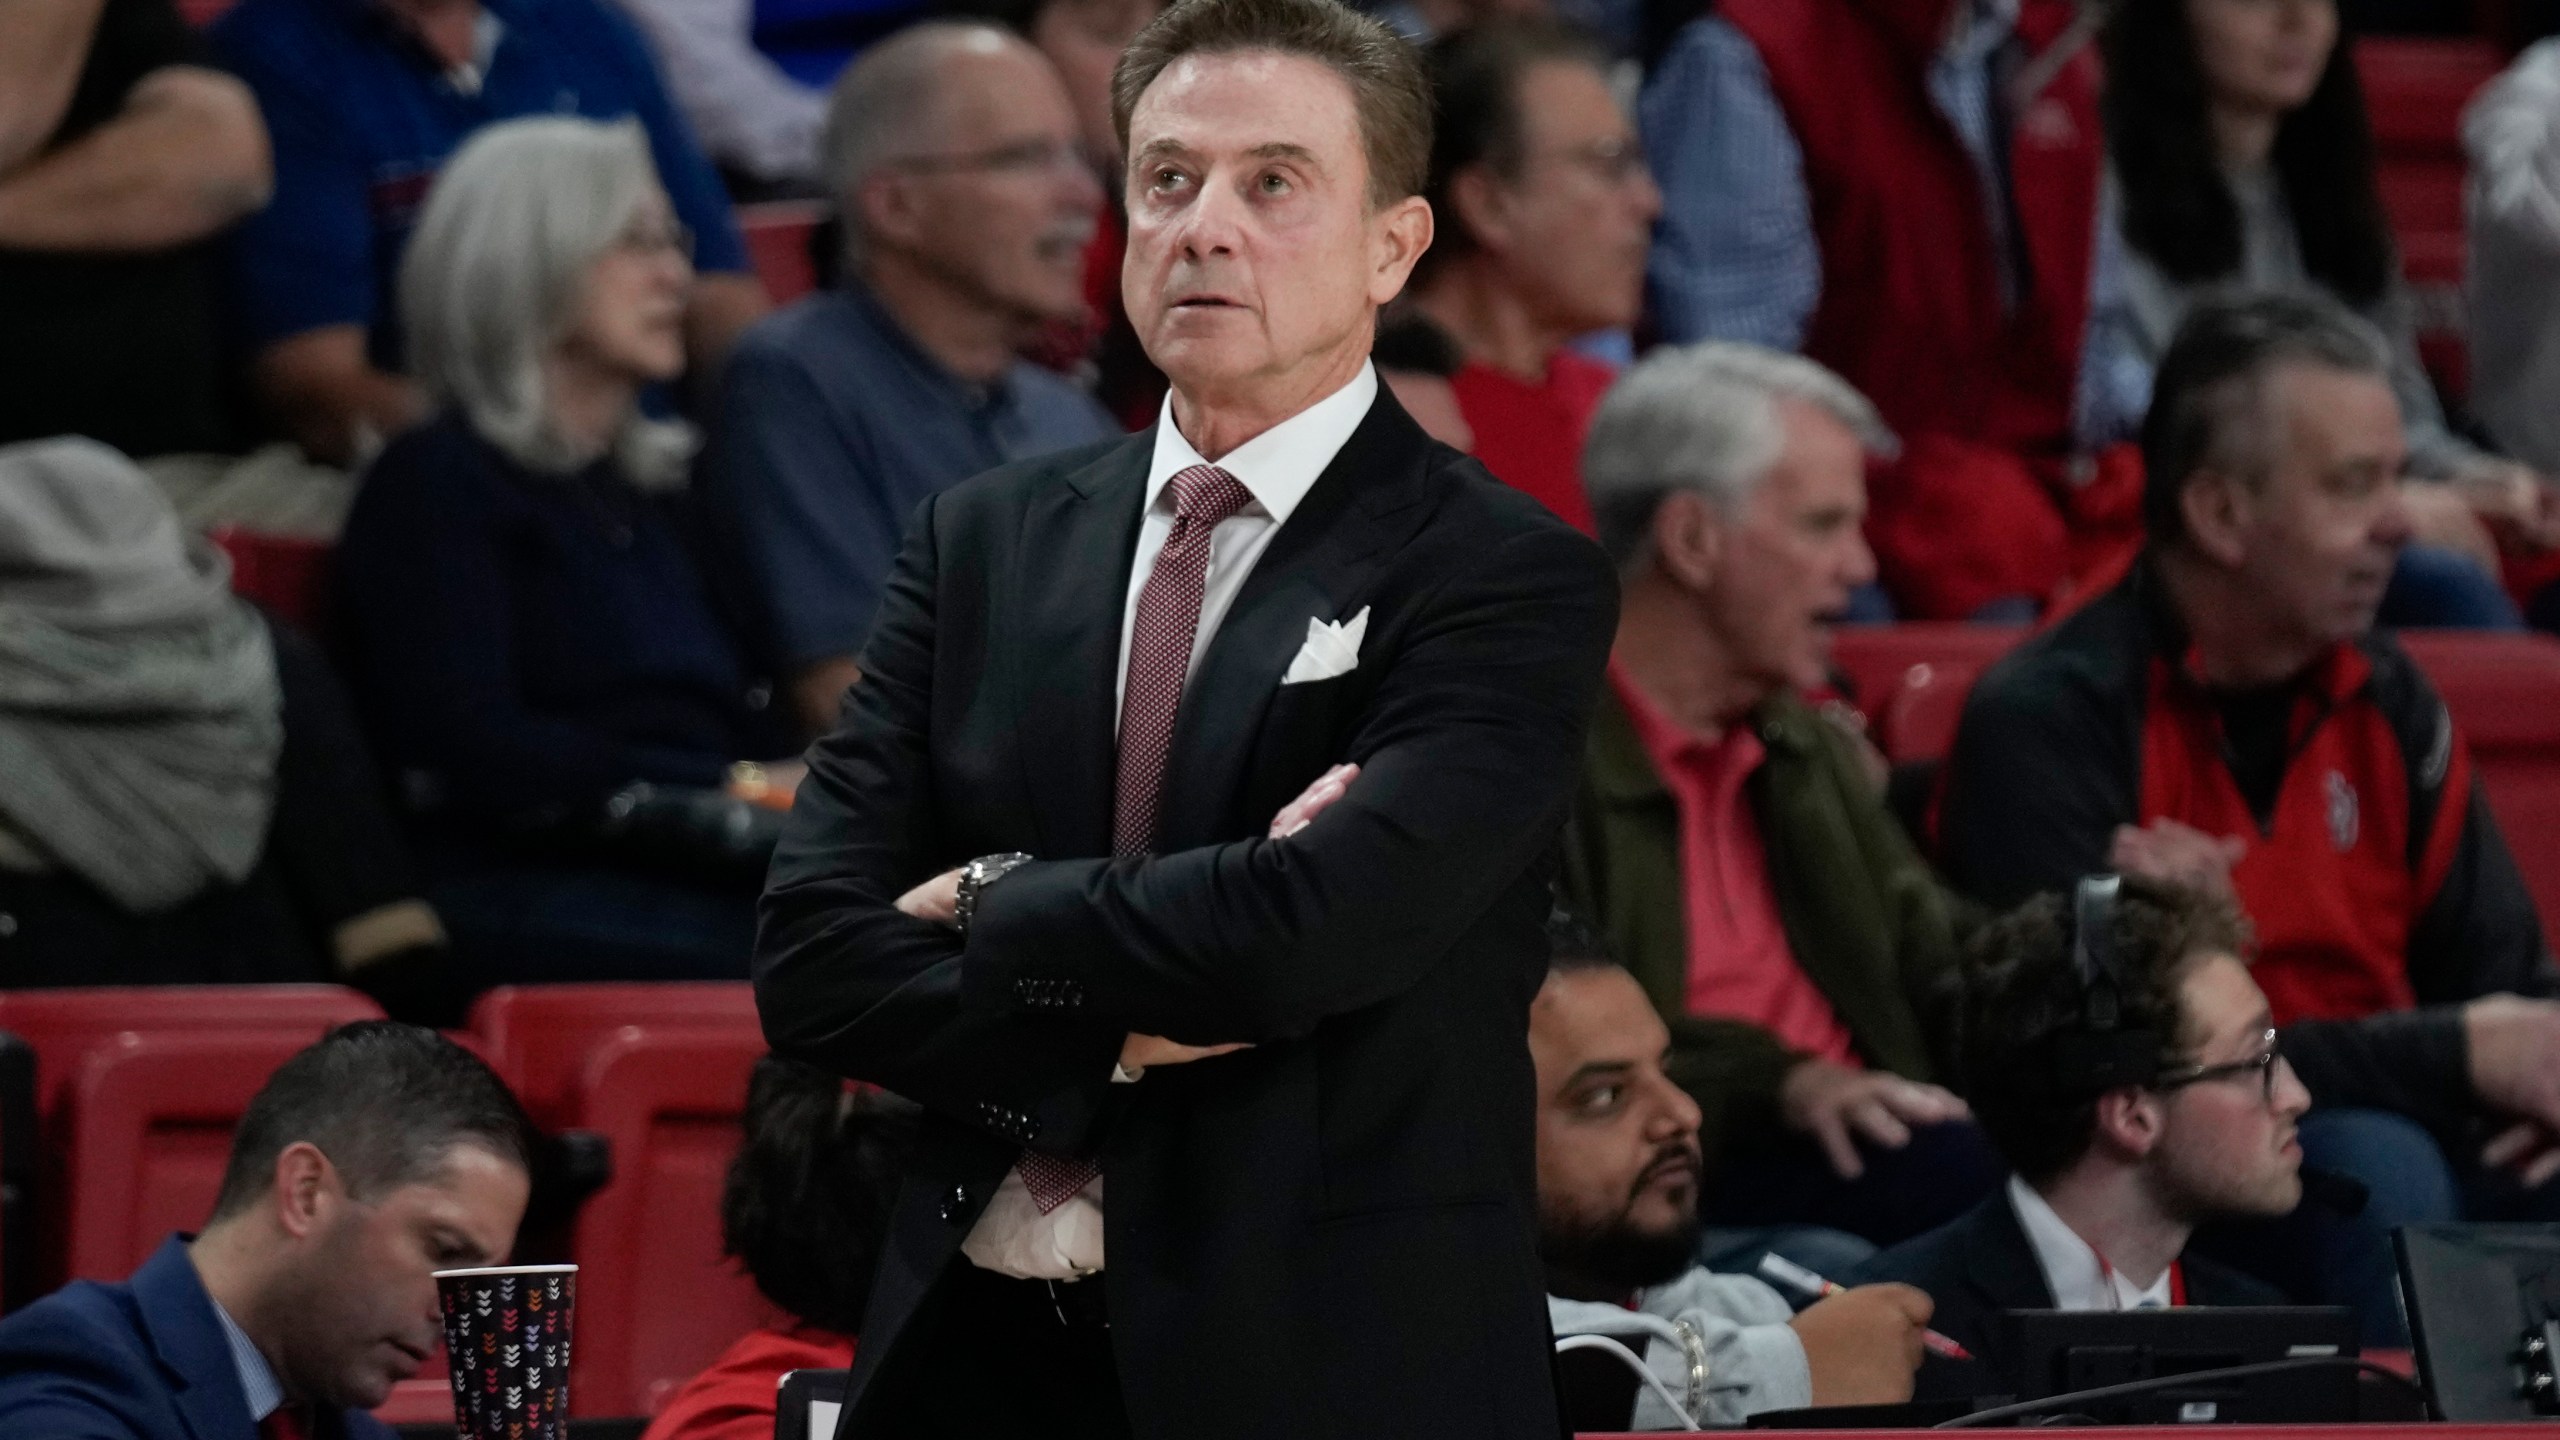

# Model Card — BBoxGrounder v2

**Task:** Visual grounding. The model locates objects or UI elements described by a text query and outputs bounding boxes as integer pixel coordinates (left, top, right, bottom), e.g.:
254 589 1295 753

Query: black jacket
1856 1189 2286 1400
1940 561 2556 1134
754 390 1619 1440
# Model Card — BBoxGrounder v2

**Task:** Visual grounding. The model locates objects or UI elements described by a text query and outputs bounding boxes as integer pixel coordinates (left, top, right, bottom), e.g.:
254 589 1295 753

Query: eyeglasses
614 218 695 261
2152 1028 2285 1103
1521 136 1651 190
885 138 1090 181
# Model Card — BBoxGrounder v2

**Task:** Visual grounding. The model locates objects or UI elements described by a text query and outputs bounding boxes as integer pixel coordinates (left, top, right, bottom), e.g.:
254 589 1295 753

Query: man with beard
1858 879 2301 1398
1535 914 1931 1429
1939 293 2560 1342
0 1023 536 1438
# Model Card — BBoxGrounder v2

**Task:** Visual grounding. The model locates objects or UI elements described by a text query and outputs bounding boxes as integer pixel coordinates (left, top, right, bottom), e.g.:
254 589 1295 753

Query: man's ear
2091 1087 2165 1162
2180 470 2252 568
1446 166 1512 258
1368 194 1435 306
854 172 922 256
270 1141 338 1241
1650 490 1726 593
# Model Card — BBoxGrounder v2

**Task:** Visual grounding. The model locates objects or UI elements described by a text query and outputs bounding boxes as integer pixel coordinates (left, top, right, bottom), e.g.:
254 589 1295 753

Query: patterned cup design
434 1264 576 1440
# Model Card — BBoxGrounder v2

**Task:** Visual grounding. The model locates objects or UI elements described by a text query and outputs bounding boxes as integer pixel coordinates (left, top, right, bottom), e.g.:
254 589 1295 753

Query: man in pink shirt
1561 340 2002 1247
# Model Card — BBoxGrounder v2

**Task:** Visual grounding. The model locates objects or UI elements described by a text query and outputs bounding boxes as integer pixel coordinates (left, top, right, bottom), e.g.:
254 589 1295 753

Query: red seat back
740 202 825 306
1830 625 2025 721
564 1028 775 1418
465 984 760 1131
0 987 384 1124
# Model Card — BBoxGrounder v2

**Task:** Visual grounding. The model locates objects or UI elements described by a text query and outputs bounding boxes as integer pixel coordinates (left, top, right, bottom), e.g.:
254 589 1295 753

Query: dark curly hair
721 1057 919 1335
1947 879 2255 1186
2103 0 2392 308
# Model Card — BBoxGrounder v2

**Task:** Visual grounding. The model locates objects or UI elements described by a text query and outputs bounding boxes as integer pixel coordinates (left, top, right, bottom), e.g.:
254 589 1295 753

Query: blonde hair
399 116 696 490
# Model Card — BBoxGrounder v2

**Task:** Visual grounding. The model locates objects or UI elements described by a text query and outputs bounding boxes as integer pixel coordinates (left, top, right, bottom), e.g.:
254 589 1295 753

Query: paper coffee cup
434 1264 576 1440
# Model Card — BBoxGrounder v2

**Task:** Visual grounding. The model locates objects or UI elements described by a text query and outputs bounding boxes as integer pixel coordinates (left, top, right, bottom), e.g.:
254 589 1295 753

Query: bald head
823 22 1062 243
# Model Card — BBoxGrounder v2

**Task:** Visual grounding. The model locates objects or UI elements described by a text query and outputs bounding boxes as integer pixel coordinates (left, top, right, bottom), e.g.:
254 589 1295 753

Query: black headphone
2048 874 2166 1093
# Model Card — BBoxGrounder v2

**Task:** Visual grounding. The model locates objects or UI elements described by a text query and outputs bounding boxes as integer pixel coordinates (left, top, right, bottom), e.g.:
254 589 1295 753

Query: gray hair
822 22 1020 266
1582 341 1896 570
2141 289 2394 545
399 116 695 490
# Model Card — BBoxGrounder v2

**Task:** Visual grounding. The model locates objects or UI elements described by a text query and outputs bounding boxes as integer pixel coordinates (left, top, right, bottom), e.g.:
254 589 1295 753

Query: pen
1756 1253 1977 1362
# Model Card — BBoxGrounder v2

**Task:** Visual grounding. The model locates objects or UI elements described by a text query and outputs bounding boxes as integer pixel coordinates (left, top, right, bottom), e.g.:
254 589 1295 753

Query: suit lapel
1964 1191 2063 1314
1153 394 1439 852
1012 437 1150 858
131 1237 260 1440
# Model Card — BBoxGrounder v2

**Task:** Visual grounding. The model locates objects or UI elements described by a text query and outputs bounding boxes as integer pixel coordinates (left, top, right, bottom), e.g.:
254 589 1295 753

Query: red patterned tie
261 1406 310 1440
1017 463 1254 1214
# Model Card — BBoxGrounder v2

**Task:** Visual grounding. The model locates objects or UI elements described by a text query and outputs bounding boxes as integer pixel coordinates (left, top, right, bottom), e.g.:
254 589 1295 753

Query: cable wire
1933 1355 2430 1428
1554 1333 1704 1431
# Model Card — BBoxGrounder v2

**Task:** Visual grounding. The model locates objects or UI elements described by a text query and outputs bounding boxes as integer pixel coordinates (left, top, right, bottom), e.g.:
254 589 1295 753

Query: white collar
211 1295 285 1423
1143 363 1378 528
2007 1176 2175 1312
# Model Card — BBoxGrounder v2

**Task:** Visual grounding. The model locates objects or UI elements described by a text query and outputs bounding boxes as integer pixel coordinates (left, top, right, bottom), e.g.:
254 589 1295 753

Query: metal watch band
954 851 1034 933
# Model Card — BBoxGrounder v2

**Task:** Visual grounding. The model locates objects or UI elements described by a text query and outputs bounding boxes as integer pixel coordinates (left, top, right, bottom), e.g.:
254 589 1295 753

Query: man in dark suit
1856 880 2301 1399
751 0 1618 1435
0 1023 536 1439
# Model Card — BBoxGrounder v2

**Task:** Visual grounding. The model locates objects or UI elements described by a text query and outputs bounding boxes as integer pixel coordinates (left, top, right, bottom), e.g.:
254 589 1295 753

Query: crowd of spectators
9 0 2560 1399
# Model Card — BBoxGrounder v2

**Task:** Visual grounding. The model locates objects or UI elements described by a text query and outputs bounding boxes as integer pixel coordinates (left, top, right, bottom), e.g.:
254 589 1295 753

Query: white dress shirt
212 1295 285 1425
2007 1176 2174 1312
961 363 1381 1282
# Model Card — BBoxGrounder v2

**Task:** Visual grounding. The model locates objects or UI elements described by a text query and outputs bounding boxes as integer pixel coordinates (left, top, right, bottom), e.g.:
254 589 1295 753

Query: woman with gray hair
335 116 795 985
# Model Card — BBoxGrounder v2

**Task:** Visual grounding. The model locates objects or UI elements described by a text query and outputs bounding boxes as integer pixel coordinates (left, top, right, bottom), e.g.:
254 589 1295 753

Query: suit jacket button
939 1184 973 1223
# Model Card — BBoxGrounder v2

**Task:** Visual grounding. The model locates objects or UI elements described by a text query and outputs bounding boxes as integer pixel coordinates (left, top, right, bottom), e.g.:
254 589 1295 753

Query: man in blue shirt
699 20 1118 735
211 0 770 465
0 1023 536 1440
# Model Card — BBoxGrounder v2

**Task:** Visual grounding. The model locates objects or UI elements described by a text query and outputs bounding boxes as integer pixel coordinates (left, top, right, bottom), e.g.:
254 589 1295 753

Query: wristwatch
953 852 1034 933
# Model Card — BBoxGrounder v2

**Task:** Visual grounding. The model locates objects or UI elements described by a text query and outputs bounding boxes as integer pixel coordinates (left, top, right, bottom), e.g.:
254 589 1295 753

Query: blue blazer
0 1234 399 1440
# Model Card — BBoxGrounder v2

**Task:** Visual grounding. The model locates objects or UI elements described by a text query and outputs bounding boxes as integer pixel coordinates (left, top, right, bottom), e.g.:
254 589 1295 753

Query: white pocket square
1281 606 1368 685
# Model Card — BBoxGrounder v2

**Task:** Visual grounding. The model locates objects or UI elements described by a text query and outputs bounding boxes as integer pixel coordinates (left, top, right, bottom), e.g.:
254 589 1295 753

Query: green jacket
1560 687 1965 1159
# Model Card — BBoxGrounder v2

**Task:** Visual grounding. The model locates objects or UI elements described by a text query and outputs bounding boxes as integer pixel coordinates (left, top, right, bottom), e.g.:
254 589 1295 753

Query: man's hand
2465 996 2560 1179
1119 1032 1252 1071
1779 1060 1970 1179
895 866 963 926
2403 480 2507 574
2108 819 2245 899
2450 460 2560 551
1270 762 1359 838
1787 1284 1931 1407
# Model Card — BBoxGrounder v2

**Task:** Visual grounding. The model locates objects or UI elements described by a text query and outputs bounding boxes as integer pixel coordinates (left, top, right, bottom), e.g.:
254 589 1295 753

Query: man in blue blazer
0 1023 536 1439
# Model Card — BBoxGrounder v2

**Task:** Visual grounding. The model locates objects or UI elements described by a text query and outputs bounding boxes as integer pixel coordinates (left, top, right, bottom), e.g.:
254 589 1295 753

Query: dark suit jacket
0 1234 398 1440
754 387 1620 1440
1855 1190 2287 1400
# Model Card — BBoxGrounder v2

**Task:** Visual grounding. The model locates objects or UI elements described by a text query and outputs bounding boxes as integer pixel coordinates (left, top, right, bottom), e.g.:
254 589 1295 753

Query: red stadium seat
0 986 383 1123
1829 625 2025 721
209 528 335 635
2355 38 2508 406
465 983 761 1131
740 201 825 305
1859 625 2560 935
563 1028 777 1418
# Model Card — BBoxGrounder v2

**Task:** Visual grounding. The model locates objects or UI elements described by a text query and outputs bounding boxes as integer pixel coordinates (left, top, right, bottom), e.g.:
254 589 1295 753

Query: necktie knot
1169 464 1253 528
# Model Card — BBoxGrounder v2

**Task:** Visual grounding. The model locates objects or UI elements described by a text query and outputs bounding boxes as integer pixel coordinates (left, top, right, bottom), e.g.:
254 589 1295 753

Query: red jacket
1451 351 1613 535
1716 0 2122 618
638 1325 855 1440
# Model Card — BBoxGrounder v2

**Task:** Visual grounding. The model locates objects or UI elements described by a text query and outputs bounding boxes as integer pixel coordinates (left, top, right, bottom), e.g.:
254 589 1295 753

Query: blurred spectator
1373 309 1478 452
210 0 771 468
1560 343 2004 1248
1535 917 1930 1429
1409 18 1658 533
1859 881 2295 1397
2467 43 2560 481
640 1059 917 1440
700 22 1116 738
0 436 460 1020
0 1022 535 1439
1366 0 1549 45
2095 0 2536 627
1641 0 2113 621
0 0 269 458
335 119 797 985
1939 293 2560 1343
611 0 928 191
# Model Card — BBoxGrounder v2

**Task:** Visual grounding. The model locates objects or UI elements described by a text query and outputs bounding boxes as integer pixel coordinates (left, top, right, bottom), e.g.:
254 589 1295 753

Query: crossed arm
754 489 1617 1151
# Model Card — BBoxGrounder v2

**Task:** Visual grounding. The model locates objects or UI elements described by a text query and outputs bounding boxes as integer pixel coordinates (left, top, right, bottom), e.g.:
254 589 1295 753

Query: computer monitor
2396 1222 2560 1421
773 1368 851 1440
1997 1307 2360 1424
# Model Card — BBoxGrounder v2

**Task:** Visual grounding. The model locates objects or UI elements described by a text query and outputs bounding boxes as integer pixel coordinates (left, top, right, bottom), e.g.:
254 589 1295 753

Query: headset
2048 874 2166 1093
